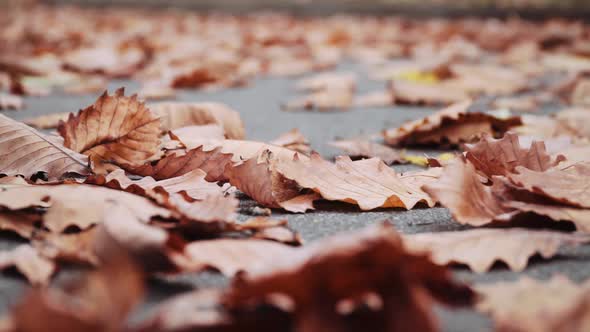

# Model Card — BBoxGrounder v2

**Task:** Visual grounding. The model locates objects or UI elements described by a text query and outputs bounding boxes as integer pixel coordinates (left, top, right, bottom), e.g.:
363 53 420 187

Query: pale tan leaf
269 128 311 155
23 112 71 129
404 228 589 273
283 88 354 111
151 102 245 139
383 100 521 147
0 114 90 181
0 93 23 110
328 139 406 165
276 153 433 210
390 80 470 106
169 125 225 142
0 184 172 232
0 245 56 285
476 276 590 332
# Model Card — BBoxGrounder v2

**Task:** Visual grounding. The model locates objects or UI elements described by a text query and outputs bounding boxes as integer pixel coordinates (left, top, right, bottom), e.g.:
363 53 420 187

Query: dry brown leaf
23 112 71 129
383 100 521 147
0 114 90 181
63 45 146 78
151 102 245 139
464 132 562 178
167 193 238 229
58 88 161 169
0 212 39 239
32 229 99 266
507 163 590 208
476 276 590 332
390 80 470 106
403 228 589 273
225 150 317 212
422 159 514 226
169 125 226 142
173 238 296 276
0 244 56 285
225 223 475 332
492 95 539 112
269 128 311 155
62 76 107 95
448 63 529 95
10 243 144 332
88 168 224 201
0 183 172 232
283 88 354 111
0 94 23 110
354 90 393 108
295 72 356 92
570 78 590 106
328 139 406 165
276 153 433 210
422 158 590 231
138 84 176 101
124 145 234 182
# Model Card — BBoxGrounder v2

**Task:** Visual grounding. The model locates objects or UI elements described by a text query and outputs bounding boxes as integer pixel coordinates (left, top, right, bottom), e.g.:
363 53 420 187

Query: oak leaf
328 139 406 165
276 153 433 210
476 276 590 332
403 228 589 273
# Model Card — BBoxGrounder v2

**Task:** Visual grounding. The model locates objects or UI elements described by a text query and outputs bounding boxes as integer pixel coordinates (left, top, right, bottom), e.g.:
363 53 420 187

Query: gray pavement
2 62 590 332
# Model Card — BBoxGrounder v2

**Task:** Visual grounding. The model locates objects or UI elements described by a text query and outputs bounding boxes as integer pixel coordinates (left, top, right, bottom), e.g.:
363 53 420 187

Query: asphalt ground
2 62 590 332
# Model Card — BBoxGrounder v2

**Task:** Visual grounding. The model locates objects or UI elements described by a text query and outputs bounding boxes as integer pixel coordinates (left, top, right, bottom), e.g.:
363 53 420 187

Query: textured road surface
2 62 590 331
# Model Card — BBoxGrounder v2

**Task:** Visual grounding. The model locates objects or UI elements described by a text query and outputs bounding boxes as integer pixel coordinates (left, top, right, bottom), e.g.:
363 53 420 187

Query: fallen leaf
0 212 39 239
23 112 71 129
283 88 354 111
0 114 90 181
383 100 521 147
276 153 434 210
295 72 356 92
422 159 515 226
0 183 172 232
353 90 393 108
32 229 99 266
328 139 406 165
0 244 56 285
570 78 590 106
507 163 590 208
403 228 589 273
492 95 539 112
464 132 562 178
87 168 224 201
10 243 144 332
138 83 176 101
225 150 317 212
476 276 590 332
0 93 23 110
269 128 311 155
169 125 226 142
390 80 470 106
58 88 161 169
151 102 245 139
225 223 475 332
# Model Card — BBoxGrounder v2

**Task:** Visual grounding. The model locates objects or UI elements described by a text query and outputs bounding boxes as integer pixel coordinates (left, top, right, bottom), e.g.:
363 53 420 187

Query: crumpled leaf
383 100 521 147
151 102 245 139
0 244 56 285
476 276 590 332
32 229 99 266
0 113 90 181
403 228 589 273
276 153 433 210
269 128 312 155
225 150 317 212
225 223 475 332
328 139 406 165
169 125 226 142
422 158 590 231
63 45 147 78
0 93 23 110
0 183 172 232
0 212 39 239
58 88 161 169
464 132 563 178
